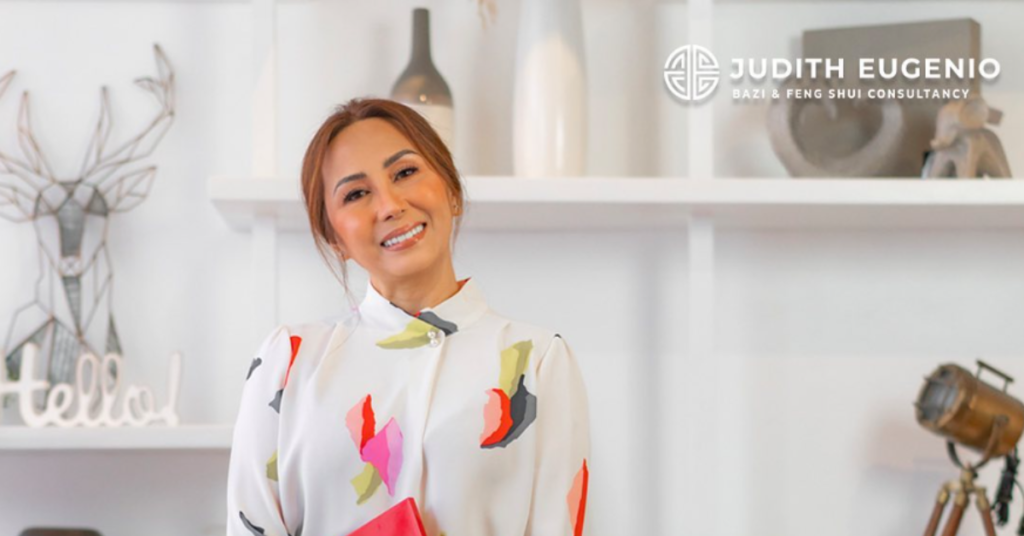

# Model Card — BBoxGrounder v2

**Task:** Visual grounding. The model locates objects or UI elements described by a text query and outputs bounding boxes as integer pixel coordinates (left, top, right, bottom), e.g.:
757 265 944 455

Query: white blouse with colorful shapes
226 277 591 536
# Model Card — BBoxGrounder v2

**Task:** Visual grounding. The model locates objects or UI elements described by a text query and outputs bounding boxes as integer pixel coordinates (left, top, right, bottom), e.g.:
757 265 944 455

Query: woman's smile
381 222 427 250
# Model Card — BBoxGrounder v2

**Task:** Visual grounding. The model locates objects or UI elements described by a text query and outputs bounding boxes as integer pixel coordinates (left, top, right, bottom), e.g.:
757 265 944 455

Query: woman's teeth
383 223 425 248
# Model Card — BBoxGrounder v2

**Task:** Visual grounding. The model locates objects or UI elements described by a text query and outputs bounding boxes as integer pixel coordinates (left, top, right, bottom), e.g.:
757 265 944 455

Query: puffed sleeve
526 334 592 536
226 325 297 536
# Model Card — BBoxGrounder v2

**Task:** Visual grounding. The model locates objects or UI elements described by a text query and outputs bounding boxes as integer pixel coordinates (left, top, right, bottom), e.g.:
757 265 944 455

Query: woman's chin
377 251 440 279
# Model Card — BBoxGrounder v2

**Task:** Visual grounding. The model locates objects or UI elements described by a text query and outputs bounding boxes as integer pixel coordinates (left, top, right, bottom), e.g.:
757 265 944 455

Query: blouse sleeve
226 325 296 536
526 334 592 536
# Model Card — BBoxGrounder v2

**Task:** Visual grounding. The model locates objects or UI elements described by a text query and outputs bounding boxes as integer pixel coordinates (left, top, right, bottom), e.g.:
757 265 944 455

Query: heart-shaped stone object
768 78 908 178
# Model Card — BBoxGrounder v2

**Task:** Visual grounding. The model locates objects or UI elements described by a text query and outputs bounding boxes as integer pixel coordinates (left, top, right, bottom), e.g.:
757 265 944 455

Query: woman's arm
526 334 592 536
226 325 297 536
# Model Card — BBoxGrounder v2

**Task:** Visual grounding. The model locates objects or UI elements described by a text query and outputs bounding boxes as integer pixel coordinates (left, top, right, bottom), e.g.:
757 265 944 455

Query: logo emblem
664 45 720 102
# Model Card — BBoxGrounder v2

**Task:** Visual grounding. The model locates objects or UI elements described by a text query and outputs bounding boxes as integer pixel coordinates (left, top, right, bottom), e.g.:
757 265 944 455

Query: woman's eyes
343 189 367 204
341 167 418 204
395 166 418 180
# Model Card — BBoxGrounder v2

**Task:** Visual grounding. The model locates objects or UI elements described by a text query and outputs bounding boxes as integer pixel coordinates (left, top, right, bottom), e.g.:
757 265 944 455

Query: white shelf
0 424 234 451
209 176 1024 231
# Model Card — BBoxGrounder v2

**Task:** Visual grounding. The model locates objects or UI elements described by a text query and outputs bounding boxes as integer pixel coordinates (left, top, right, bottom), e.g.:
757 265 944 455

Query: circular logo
664 45 720 102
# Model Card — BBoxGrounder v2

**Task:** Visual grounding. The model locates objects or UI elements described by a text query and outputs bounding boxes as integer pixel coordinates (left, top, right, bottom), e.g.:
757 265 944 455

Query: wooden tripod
922 466 998 536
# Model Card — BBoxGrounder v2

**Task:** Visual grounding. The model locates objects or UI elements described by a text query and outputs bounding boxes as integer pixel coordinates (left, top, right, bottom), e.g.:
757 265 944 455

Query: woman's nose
375 181 408 220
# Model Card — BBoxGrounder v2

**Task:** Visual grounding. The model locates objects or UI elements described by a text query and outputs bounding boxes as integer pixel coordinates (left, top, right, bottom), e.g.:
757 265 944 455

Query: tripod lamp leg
923 485 951 536
940 489 968 536
975 490 997 536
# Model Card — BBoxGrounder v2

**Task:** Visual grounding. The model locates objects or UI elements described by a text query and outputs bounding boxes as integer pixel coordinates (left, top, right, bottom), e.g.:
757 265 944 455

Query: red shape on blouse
347 497 426 536
282 335 302 388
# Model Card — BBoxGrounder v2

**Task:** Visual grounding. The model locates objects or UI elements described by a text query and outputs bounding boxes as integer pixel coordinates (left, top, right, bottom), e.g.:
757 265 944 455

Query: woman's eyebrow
333 172 365 194
333 149 417 194
383 149 415 168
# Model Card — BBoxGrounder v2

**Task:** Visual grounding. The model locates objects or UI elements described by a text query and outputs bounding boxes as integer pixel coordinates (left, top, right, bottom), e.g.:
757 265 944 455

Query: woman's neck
372 262 461 315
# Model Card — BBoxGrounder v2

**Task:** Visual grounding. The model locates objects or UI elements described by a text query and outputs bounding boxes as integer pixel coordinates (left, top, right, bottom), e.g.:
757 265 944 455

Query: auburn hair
300 98 466 297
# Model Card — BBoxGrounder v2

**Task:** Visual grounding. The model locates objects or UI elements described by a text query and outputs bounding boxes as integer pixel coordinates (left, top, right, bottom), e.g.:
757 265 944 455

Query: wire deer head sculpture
0 45 175 394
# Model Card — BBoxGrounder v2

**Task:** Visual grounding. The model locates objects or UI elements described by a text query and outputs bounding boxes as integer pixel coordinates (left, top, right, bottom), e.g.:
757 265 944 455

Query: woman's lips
381 222 427 251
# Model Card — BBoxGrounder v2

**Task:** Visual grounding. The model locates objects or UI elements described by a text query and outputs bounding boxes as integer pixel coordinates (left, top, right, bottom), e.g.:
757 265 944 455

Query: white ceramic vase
512 0 587 177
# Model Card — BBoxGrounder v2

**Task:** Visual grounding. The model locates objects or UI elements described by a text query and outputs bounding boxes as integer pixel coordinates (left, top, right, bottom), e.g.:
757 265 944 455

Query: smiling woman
299 99 466 311
225 98 592 536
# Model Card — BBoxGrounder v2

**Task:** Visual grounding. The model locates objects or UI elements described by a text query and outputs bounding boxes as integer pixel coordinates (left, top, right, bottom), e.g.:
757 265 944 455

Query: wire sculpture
0 44 175 402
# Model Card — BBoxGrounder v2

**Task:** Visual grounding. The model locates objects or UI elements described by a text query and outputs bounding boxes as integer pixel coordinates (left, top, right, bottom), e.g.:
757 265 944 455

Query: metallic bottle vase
390 8 454 152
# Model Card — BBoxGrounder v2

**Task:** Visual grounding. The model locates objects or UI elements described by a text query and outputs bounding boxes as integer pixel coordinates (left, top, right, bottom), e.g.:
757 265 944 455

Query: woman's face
322 118 457 284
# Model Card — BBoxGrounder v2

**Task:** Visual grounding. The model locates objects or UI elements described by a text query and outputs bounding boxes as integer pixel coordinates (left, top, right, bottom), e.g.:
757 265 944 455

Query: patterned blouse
226 277 591 536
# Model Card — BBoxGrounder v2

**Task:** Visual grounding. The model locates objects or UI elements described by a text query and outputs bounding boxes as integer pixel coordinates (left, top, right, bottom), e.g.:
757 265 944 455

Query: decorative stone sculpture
767 18 982 178
768 78 908 177
922 97 1012 179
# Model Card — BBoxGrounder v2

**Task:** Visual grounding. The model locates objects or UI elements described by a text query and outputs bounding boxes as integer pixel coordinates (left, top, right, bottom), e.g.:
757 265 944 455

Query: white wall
0 1 1022 536
717 229 1024 535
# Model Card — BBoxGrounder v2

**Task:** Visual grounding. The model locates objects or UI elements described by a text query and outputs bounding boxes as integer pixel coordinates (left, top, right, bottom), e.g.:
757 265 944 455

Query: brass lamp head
916 361 1024 462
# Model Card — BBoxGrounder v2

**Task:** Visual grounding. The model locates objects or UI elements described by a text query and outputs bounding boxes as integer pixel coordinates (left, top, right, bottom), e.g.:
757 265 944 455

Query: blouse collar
357 277 489 336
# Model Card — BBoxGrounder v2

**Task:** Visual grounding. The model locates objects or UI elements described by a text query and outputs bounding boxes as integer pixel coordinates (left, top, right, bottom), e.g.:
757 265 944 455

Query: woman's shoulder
258 311 360 358
487 311 568 360
250 314 359 386
486 314 584 391
290 310 359 335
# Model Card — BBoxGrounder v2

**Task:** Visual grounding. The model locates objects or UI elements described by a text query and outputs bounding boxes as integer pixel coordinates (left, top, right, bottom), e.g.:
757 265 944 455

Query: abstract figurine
0 45 175 397
922 96 1012 179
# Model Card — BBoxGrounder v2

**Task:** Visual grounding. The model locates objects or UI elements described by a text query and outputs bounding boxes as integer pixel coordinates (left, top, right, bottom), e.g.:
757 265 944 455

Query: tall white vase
512 0 587 177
